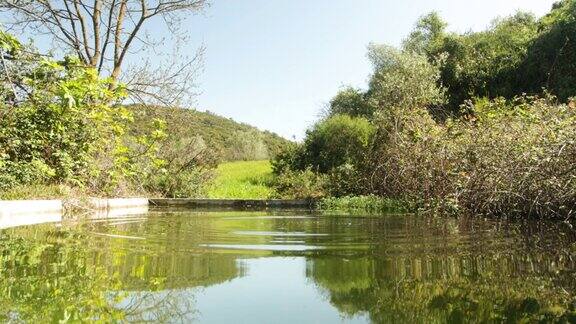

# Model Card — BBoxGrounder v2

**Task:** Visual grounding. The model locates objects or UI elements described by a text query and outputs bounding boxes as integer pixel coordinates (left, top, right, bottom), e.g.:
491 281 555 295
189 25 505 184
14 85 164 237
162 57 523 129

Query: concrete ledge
107 198 149 209
0 200 63 229
84 198 149 210
149 198 316 209
0 200 63 215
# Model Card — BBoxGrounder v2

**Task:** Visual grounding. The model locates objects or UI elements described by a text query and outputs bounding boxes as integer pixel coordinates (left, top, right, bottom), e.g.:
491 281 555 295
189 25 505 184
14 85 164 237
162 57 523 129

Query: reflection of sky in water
195 257 368 324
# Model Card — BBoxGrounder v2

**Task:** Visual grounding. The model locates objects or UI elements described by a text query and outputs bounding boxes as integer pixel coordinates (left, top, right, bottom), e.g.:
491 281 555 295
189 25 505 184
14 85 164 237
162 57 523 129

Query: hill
128 105 292 162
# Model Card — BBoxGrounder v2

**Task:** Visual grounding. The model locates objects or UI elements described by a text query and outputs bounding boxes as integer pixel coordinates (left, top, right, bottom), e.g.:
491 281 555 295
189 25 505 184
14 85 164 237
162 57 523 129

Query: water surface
1 209 575 323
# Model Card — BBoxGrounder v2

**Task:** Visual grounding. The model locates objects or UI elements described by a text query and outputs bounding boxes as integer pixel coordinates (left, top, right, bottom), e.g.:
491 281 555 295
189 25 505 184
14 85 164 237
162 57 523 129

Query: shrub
271 143 303 175
448 96 576 217
0 32 130 193
328 87 375 118
140 135 216 198
366 106 451 207
273 168 327 199
366 96 576 218
299 114 374 173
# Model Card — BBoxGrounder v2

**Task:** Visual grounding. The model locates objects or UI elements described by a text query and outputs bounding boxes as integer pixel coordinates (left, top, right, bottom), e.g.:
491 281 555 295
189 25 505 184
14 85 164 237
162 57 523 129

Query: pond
0 209 575 323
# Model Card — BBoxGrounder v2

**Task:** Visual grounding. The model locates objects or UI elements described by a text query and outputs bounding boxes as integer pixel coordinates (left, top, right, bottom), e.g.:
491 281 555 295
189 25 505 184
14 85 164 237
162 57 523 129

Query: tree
413 11 539 113
520 0 576 101
366 44 445 111
402 12 447 55
328 87 375 119
0 0 209 105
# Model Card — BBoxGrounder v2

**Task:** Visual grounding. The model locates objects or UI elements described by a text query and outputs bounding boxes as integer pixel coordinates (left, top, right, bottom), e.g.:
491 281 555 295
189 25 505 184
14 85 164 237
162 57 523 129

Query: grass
319 195 411 214
206 160 275 199
0 184 79 200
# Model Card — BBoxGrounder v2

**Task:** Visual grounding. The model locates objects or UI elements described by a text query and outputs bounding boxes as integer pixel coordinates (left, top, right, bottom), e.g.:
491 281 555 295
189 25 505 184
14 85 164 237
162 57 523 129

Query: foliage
207 160 275 199
272 115 374 197
270 143 302 175
327 87 375 118
319 195 409 214
428 12 539 113
137 122 216 198
323 163 365 197
281 2 576 219
402 12 447 55
0 184 81 200
129 104 291 163
403 3 576 113
298 115 374 173
0 32 135 194
366 44 446 111
272 168 327 200
366 96 576 218
520 0 576 101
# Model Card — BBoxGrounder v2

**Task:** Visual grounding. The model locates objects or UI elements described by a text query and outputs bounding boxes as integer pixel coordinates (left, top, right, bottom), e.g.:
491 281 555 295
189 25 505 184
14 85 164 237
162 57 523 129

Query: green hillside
128 105 292 162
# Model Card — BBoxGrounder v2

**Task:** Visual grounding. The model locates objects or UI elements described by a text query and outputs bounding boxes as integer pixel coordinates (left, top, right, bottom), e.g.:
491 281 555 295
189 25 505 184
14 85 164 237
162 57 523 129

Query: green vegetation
207 160 275 199
130 105 291 162
274 1 576 218
319 196 410 214
0 31 290 200
0 184 80 200
0 31 151 196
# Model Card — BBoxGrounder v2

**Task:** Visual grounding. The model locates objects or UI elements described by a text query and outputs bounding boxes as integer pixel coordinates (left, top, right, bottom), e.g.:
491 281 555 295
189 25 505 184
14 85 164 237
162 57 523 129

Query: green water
0 209 575 323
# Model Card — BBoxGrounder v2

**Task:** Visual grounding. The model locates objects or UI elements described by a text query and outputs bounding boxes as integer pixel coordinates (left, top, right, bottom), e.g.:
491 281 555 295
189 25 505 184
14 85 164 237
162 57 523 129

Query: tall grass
207 160 275 199
319 195 410 214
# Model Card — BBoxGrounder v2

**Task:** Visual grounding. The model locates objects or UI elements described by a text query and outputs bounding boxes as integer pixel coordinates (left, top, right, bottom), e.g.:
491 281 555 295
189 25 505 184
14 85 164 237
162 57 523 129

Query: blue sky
181 0 557 140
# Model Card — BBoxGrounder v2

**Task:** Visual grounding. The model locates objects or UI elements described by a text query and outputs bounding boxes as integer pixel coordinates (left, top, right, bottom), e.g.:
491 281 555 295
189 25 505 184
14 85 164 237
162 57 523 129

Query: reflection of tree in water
0 224 243 322
120 290 197 322
306 218 576 323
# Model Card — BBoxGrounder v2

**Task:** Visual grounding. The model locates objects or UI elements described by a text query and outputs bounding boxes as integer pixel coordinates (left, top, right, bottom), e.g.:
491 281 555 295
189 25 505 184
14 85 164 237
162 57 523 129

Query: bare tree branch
0 0 209 105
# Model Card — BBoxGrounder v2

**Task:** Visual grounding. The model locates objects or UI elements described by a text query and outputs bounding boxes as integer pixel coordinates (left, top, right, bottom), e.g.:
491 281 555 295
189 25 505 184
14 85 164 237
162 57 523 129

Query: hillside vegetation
129 105 291 162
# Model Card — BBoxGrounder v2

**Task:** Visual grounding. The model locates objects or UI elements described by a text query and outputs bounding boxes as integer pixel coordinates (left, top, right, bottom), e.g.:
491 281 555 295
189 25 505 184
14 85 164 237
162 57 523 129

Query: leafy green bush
272 115 374 197
273 168 327 199
138 130 216 198
0 31 132 193
299 114 374 173
328 87 375 118
403 3 576 114
521 0 576 101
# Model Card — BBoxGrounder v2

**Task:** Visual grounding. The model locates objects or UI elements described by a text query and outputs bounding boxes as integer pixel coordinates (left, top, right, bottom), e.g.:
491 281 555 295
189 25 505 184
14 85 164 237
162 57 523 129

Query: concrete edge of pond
0 198 149 229
149 198 317 209
0 198 316 229
87 198 150 210
0 200 63 215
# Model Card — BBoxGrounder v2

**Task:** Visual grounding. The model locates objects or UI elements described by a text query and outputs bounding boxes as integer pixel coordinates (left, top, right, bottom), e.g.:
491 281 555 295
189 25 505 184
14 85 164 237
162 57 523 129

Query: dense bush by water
274 1 576 218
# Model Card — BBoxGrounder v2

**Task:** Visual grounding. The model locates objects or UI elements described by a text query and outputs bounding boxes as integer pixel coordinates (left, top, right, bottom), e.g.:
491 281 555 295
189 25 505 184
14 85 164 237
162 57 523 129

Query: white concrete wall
0 200 63 229
0 198 150 229
0 200 63 215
